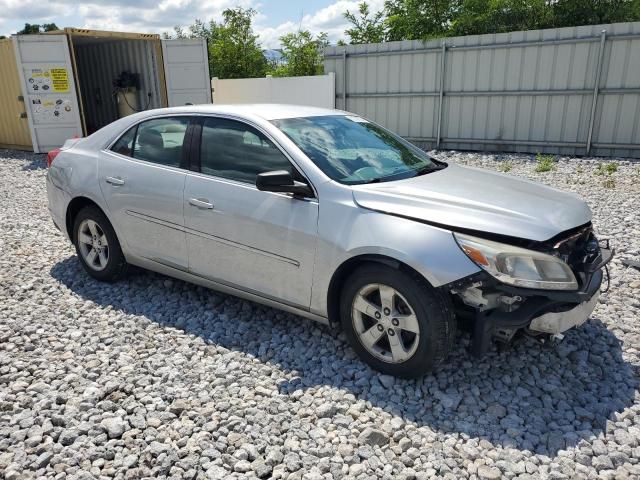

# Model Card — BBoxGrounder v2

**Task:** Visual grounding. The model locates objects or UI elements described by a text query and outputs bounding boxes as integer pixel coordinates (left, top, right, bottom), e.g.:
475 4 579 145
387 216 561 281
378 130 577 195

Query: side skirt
127 256 330 326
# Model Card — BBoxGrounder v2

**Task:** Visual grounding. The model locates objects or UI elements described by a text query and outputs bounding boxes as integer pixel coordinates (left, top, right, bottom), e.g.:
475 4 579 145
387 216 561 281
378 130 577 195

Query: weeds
602 178 616 189
499 162 513 173
534 153 555 173
595 162 618 176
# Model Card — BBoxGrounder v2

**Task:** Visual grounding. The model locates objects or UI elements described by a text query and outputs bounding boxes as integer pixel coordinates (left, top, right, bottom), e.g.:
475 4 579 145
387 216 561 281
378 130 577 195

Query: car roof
148 103 348 121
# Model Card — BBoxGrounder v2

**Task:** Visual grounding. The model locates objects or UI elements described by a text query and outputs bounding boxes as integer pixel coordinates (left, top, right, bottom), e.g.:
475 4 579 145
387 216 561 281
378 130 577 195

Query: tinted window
200 118 292 184
272 115 443 184
111 126 136 157
132 117 189 167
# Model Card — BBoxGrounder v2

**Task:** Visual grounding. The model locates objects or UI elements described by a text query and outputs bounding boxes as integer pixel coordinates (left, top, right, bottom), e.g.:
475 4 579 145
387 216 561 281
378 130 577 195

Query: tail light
46 148 62 168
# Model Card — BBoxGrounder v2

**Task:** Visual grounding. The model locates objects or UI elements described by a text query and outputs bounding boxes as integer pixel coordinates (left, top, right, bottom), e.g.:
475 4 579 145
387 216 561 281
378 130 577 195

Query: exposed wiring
602 263 610 293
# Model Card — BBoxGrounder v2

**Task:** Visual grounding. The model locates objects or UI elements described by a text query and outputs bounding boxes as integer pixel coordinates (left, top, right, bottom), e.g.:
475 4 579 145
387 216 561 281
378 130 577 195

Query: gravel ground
1 148 639 480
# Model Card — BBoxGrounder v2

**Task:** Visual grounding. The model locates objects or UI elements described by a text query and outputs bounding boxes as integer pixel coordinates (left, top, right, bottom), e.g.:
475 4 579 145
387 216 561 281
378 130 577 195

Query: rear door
12 34 83 153
161 39 212 106
99 116 193 270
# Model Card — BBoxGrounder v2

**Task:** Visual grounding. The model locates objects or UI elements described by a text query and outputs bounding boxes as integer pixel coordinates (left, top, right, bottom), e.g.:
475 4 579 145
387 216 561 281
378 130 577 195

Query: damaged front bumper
448 245 614 356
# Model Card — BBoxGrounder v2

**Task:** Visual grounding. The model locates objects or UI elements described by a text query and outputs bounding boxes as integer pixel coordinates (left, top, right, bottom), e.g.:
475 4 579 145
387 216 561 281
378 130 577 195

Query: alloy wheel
351 283 420 364
77 219 109 271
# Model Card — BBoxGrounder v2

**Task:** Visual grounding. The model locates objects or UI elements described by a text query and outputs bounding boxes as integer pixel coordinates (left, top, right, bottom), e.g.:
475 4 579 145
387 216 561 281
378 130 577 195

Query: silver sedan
46 104 612 377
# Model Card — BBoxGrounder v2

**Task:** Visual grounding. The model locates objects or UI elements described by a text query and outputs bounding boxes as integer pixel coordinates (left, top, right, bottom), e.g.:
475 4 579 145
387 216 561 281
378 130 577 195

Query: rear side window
200 118 292 184
133 118 189 167
110 117 190 168
111 126 136 157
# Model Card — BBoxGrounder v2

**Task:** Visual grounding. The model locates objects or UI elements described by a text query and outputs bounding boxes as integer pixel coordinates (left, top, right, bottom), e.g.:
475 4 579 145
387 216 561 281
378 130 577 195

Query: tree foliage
344 2 386 44
209 8 268 79
552 0 640 27
171 8 267 79
16 23 59 35
269 31 328 77
343 0 640 43
451 0 554 36
385 0 456 41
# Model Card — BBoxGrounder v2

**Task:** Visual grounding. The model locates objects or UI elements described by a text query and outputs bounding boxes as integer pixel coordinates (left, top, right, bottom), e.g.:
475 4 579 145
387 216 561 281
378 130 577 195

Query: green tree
344 2 386 44
451 0 554 36
16 23 59 34
270 30 328 77
172 9 267 79
209 8 268 79
171 19 220 42
384 0 456 40
552 0 640 27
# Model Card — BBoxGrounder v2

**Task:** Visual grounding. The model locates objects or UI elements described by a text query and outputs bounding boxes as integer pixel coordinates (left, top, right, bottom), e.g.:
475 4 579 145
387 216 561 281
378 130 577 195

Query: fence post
211 77 218 104
436 43 447 149
586 30 607 155
342 48 347 110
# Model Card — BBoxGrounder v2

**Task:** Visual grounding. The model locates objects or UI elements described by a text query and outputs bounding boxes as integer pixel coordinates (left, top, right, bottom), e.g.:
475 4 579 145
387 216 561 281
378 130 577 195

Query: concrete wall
324 22 640 158
211 73 335 109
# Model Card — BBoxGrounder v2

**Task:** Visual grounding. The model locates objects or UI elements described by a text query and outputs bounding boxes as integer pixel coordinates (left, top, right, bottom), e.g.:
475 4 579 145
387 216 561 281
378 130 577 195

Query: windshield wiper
415 163 447 176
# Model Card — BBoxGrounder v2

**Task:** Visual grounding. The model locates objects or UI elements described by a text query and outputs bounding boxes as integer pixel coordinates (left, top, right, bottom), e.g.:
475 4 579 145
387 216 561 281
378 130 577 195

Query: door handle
188 198 214 209
105 176 125 186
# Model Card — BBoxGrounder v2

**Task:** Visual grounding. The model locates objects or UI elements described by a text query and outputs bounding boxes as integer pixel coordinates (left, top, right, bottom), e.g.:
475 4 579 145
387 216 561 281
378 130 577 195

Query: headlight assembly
454 233 578 290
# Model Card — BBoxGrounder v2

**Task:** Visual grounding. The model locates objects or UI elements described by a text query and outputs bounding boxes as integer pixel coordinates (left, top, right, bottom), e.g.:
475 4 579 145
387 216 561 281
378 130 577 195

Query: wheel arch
65 196 116 243
326 254 437 327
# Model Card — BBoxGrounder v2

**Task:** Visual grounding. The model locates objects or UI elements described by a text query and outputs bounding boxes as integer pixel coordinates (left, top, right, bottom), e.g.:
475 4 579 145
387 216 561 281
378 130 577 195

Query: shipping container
0 38 32 149
1 28 211 153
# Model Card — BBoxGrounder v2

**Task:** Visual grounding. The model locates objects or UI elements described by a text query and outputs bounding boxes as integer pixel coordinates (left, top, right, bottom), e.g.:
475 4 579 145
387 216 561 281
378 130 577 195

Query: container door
12 34 83 153
161 38 212 106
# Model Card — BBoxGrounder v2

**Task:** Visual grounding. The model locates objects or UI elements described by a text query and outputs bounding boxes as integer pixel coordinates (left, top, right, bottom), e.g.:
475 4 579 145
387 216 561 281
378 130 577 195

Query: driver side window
199 117 293 184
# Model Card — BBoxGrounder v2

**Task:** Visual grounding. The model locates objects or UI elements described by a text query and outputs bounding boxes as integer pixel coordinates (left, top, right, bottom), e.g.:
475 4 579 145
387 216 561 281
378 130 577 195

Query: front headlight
454 233 578 290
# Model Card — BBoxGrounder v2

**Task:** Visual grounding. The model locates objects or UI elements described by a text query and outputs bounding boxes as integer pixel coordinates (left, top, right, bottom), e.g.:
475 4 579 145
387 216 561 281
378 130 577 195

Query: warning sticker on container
29 96 73 124
26 67 69 93
50 68 69 92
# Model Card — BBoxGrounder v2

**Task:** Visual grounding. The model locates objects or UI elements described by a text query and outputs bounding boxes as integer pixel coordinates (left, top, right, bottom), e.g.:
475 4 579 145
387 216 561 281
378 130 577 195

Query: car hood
351 163 592 242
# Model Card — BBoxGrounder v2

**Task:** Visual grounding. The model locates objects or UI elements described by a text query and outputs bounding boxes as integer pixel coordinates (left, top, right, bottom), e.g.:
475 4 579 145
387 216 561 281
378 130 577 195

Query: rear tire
73 206 127 282
340 263 455 378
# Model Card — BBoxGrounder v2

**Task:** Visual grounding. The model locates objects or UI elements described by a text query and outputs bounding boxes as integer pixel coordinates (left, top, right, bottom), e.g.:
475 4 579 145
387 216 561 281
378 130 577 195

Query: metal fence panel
324 22 640 158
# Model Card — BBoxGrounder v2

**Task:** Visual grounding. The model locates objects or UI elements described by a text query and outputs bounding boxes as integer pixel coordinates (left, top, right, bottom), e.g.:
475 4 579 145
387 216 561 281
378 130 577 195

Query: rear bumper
46 172 71 242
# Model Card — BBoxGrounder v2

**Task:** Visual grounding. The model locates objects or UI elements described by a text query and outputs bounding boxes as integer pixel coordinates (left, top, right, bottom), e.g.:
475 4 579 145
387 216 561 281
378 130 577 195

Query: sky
0 0 385 48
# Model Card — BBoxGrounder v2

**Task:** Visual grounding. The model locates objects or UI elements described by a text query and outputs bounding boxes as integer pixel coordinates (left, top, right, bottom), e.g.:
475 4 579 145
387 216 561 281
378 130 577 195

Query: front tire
73 206 127 282
340 264 455 378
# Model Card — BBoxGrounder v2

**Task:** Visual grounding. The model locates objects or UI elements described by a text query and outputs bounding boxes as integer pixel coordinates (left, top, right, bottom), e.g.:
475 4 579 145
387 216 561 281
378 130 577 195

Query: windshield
271 115 445 184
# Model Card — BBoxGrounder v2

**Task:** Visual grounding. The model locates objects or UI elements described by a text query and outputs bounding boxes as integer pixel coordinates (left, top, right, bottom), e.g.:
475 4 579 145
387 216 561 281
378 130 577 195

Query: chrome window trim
101 148 190 175
104 111 319 200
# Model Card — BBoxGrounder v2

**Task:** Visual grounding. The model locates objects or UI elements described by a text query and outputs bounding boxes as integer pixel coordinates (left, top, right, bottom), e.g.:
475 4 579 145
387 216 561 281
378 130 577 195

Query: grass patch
498 162 513 173
534 153 555 173
595 162 618 176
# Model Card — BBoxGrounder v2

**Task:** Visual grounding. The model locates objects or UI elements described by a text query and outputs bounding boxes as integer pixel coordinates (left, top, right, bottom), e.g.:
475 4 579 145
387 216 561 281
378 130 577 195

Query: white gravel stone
100 417 126 439
0 149 639 479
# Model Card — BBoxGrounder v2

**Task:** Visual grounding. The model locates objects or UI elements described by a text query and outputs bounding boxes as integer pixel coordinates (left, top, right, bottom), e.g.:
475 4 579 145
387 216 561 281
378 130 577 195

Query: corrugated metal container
71 34 166 133
0 39 32 149
4 29 210 152
325 22 640 158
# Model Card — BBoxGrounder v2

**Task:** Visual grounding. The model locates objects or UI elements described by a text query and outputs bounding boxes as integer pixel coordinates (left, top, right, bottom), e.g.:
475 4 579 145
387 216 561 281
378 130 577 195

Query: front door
99 116 191 270
184 117 318 308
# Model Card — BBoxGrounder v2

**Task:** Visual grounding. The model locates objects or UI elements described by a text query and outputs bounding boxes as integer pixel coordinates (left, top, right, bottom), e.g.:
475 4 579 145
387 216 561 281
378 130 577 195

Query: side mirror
256 170 314 198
